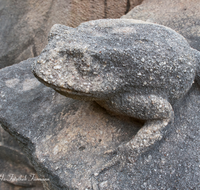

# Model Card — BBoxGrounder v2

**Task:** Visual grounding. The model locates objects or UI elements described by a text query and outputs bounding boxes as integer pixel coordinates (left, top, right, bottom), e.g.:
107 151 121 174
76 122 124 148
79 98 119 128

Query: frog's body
33 19 200 167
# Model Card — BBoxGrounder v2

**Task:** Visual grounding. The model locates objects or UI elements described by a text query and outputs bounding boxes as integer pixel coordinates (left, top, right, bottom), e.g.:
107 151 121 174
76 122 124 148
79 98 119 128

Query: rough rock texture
33 19 199 107
0 0 143 69
33 19 200 159
1 57 200 189
0 58 142 189
122 0 200 51
0 125 44 190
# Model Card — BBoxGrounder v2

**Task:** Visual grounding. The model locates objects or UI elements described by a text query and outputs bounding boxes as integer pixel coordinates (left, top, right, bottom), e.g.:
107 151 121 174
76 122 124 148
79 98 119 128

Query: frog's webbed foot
95 95 174 175
95 118 173 176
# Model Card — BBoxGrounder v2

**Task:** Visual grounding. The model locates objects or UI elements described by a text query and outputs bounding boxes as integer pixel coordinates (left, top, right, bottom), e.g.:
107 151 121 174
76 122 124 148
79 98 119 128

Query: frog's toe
95 118 173 175
94 146 127 176
125 118 172 161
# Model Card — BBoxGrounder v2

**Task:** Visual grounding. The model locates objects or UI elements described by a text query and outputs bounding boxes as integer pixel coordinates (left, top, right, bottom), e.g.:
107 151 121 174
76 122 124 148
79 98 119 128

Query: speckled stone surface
32 19 200 166
33 19 199 107
0 59 142 189
122 0 200 51
0 55 200 189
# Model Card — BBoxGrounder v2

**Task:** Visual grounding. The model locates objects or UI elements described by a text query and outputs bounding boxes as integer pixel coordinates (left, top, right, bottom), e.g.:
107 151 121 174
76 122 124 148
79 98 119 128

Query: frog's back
34 19 197 104
76 19 197 102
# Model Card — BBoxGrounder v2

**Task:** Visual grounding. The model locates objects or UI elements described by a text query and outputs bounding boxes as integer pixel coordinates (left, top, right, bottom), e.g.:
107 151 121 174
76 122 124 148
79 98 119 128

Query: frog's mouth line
56 86 92 97
33 72 96 98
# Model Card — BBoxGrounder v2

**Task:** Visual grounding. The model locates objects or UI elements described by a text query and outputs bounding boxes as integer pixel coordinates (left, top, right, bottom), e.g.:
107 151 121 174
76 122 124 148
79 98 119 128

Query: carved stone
32 19 200 162
0 57 200 189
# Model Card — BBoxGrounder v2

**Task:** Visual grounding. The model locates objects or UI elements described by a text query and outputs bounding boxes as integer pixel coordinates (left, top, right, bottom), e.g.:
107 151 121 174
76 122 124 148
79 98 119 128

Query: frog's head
32 24 121 100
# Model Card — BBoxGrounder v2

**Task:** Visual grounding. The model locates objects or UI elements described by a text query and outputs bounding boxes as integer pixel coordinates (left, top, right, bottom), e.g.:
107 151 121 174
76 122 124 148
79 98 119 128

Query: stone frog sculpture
32 19 200 166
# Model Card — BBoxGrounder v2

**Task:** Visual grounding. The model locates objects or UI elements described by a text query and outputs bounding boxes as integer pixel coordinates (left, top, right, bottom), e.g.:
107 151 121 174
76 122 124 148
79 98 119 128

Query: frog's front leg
120 94 174 157
95 94 174 174
121 118 171 161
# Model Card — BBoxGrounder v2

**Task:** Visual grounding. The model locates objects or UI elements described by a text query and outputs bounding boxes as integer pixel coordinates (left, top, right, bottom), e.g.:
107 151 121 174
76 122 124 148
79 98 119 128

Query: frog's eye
79 61 92 75
72 53 92 76
76 58 101 76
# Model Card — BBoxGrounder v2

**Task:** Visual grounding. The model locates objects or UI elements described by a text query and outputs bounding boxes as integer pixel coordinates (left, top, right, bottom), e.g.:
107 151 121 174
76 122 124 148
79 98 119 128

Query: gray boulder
33 19 200 162
0 58 141 189
0 57 200 189
122 0 200 51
